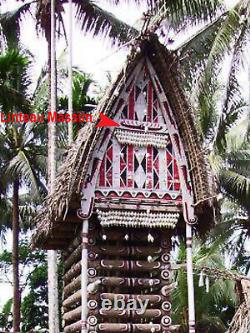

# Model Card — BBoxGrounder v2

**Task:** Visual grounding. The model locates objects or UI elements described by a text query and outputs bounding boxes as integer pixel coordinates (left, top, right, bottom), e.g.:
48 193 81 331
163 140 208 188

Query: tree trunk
47 1 59 332
12 178 21 333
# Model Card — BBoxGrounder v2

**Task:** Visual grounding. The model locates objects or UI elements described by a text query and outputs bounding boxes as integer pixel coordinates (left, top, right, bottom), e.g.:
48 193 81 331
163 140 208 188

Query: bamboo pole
48 1 59 332
186 223 196 333
81 220 89 333
68 0 73 144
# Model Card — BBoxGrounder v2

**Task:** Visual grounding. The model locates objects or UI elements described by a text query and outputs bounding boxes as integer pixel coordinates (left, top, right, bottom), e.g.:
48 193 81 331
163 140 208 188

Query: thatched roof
227 280 250 333
32 35 217 249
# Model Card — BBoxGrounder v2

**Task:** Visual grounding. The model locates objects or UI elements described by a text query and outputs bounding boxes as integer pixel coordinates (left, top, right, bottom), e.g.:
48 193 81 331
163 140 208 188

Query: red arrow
96 112 120 128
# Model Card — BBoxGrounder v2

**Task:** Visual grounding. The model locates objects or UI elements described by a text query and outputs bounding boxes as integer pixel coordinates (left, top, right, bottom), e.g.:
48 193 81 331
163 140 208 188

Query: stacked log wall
62 217 175 333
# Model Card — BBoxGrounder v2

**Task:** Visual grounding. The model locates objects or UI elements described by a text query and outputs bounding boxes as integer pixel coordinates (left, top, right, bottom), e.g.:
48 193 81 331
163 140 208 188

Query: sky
0 0 248 310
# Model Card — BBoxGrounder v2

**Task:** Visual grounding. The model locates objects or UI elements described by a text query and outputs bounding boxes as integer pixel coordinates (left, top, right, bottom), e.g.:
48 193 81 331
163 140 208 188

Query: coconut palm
0 49 46 332
168 0 249 212
183 0 249 89
172 240 238 333
58 69 96 140
0 0 136 48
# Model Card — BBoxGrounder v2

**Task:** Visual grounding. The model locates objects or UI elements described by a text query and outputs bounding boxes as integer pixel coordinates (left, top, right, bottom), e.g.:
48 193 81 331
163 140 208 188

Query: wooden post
186 223 195 333
81 219 89 333
48 0 59 332
68 0 73 145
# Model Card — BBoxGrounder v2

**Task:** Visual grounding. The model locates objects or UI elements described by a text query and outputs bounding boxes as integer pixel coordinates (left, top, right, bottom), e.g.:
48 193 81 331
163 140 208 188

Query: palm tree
0 0 136 48
183 0 249 90
0 3 130 328
172 240 238 333
0 49 46 332
160 1 249 214
58 69 96 140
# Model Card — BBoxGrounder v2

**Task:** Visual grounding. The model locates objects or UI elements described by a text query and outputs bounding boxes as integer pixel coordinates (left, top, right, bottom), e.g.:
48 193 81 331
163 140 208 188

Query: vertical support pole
186 223 195 333
68 0 73 145
81 219 89 333
48 1 59 332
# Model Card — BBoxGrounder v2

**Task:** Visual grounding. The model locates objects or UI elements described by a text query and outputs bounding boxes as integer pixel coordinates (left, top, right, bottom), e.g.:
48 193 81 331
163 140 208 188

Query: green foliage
0 48 31 113
58 70 97 141
0 298 13 331
0 3 31 47
0 49 47 198
172 241 238 332
151 0 221 31
21 263 48 332
0 239 63 332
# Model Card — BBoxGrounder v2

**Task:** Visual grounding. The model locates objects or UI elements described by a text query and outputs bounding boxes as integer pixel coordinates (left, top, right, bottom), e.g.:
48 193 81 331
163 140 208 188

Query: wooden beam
64 261 81 284
94 202 182 213
64 275 81 297
90 259 167 272
63 290 81 309
45 241 68 250
89 244 163 258
63 305 81 321
88 276 169 289
64 215 83 223
89 308 164 321
64 320 82 333
63 235 81 258
97 323 162 332
100 293 163 305
64 244 82 270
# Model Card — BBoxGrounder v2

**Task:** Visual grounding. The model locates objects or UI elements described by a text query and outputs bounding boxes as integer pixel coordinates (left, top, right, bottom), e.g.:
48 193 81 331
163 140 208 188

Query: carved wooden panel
95 62 183 207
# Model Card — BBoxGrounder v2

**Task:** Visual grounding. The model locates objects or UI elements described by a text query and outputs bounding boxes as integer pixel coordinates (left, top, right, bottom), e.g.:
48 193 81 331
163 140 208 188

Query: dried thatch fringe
226 302 250 333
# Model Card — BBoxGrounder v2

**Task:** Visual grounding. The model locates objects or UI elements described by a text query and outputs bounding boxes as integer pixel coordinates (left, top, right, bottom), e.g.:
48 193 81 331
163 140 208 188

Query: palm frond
4 150 40 198
196 79 220 142
35 0 65 41
0 2 32 47
0 49 31 112
214 23 249 151
219 168 250 211
226 149 250 176
177 14 227 92
203 1 249 85
151 0 221 31
73 0 139 45
0 196 12 240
